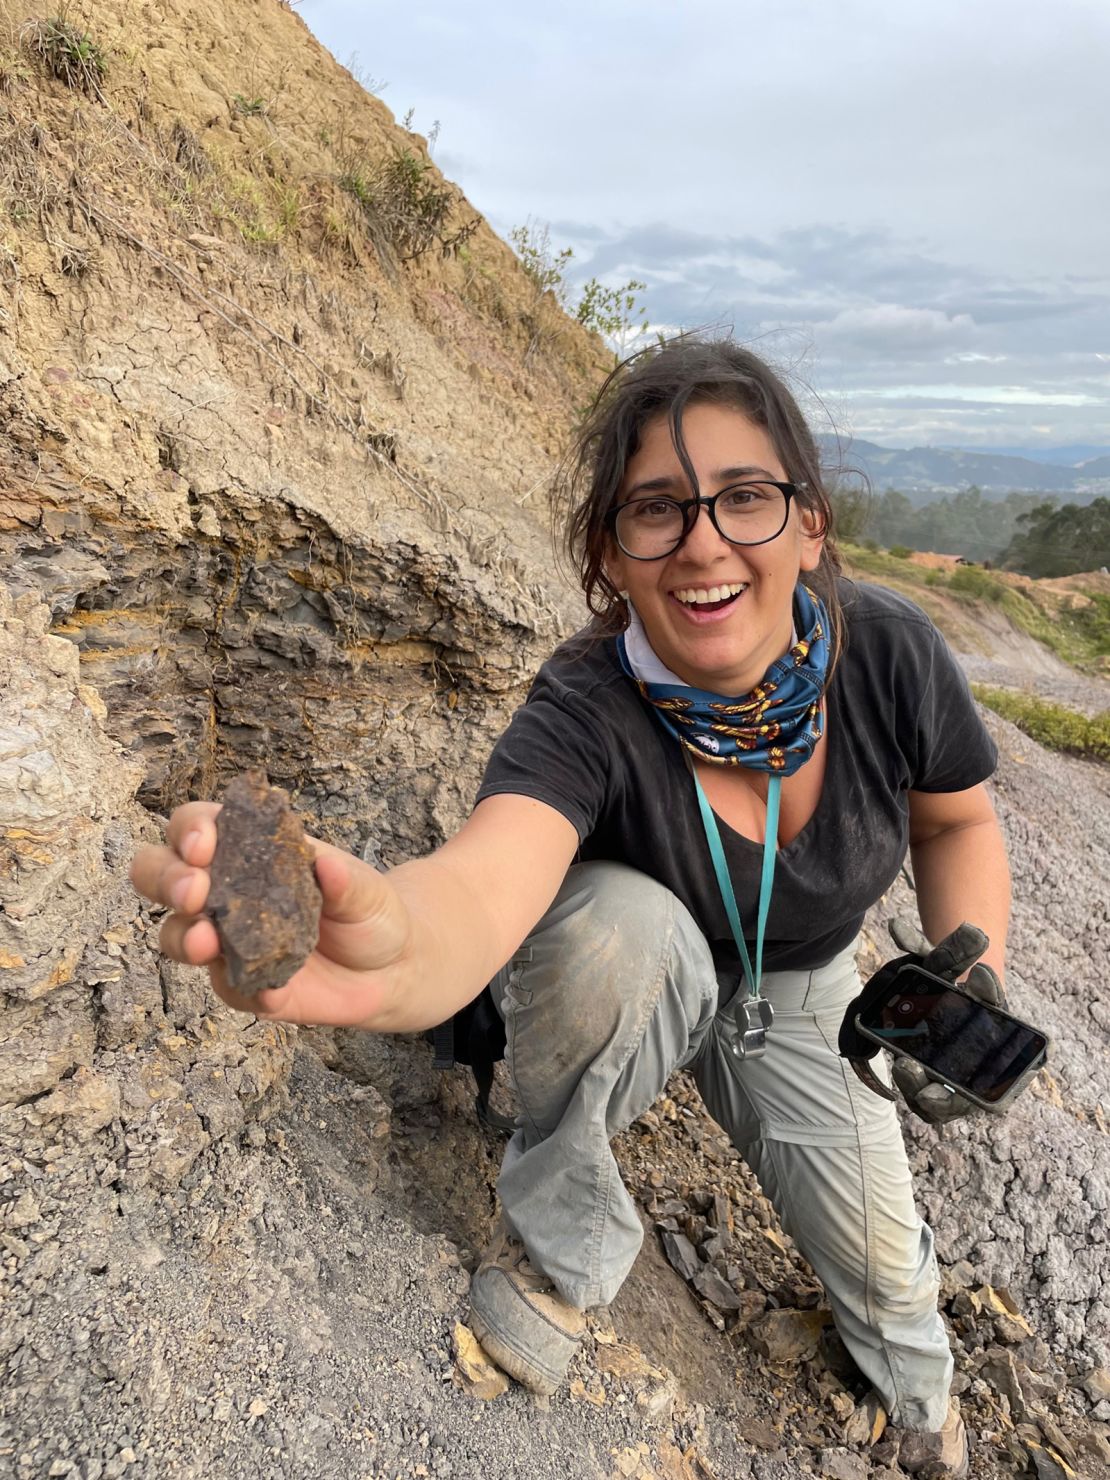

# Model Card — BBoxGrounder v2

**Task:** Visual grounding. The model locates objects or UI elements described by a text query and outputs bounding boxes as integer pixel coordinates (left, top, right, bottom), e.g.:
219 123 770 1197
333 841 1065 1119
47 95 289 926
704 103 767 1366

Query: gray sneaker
898 1398 969 1478
468 1223 586 1396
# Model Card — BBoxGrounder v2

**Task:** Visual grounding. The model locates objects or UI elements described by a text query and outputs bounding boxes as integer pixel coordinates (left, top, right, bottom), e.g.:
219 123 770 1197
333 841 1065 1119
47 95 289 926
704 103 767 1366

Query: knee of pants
501 861 710 1113
867 1220 941 1328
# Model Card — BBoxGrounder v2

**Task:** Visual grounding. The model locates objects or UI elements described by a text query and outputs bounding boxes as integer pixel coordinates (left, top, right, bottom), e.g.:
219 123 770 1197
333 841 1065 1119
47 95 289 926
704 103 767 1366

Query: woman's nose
680 499 733 561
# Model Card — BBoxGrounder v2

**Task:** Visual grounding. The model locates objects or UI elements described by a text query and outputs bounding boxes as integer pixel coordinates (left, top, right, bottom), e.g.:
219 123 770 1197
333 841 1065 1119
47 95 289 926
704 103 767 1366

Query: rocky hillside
1 4 1108 1479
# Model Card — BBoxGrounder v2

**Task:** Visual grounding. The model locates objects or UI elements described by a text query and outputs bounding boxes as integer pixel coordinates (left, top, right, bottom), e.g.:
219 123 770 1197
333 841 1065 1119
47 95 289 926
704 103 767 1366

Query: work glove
886 917 1005 1125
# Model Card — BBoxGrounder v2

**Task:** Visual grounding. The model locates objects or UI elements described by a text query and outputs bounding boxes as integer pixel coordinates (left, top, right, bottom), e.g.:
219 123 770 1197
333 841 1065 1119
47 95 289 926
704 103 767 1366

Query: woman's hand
886 916 1006 1124
129 800 414 1027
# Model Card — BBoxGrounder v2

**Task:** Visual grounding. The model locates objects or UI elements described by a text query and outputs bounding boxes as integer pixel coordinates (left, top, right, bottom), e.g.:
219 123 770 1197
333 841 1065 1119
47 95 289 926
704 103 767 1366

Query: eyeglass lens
615 483 789 558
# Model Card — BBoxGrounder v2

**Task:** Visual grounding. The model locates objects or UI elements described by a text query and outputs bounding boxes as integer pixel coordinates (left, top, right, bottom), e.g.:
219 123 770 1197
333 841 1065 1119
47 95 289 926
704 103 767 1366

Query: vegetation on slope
971 685 1110 763
999 497 1110 578
842 544 1110 673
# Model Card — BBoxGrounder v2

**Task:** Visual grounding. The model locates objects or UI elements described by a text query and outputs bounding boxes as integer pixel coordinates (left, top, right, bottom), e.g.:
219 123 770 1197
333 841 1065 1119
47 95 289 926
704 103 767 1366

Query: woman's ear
798 504 827 573
604 548 630 600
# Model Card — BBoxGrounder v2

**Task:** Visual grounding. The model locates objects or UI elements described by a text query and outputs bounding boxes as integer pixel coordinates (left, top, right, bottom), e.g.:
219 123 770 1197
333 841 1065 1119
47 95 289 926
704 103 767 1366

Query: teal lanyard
690 767 781 1002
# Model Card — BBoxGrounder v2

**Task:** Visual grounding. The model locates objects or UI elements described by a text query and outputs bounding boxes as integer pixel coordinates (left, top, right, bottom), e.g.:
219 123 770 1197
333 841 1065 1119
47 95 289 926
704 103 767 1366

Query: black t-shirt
475 581 998 978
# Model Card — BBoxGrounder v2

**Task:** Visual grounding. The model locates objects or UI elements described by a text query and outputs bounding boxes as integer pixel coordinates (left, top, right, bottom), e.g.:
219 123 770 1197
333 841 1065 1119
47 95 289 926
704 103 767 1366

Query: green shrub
888 544 912 560
340 147 477 263
509 220 650 356
948 564 1006 602
509 221 573 305
1058 592 1110 658
575 275 649 355
23 16 106 93
971 685 1110 762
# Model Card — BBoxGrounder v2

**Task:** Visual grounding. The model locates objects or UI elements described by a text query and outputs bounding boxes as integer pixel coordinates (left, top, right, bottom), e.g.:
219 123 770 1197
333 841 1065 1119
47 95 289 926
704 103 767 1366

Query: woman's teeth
674 582 748 605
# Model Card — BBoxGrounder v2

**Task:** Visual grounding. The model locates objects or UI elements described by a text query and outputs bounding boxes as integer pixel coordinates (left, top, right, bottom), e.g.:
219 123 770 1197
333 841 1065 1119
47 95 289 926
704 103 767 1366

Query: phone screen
856 967 1047 1103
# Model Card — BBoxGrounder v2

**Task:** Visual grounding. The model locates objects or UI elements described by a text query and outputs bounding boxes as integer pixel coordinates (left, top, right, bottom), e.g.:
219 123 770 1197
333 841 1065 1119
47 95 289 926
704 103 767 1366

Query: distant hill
955 444 1110 467
819 436 1110 503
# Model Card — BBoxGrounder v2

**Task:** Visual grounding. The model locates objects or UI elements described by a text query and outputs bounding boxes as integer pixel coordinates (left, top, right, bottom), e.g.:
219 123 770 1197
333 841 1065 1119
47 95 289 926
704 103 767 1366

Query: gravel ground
1 656 1107 1480
957 652 1110 717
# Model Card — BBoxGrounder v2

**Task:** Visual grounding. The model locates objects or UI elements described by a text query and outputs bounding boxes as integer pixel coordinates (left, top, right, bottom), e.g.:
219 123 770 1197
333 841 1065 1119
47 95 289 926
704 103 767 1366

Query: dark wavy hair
555 335 846 663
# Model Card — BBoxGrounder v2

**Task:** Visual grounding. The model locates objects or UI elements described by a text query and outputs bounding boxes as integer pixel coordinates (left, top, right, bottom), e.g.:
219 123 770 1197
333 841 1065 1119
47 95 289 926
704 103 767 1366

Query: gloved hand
886 917 1006 1125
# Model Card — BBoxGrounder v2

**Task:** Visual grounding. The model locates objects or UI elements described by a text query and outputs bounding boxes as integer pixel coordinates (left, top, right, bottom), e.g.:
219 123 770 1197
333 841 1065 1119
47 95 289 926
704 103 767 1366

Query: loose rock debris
607 1068 1110 1478
451 1322 509 1401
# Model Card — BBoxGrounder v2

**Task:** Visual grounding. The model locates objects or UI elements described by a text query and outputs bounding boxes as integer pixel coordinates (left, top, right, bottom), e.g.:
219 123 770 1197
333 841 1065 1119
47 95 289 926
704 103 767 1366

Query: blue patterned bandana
616 583 831 775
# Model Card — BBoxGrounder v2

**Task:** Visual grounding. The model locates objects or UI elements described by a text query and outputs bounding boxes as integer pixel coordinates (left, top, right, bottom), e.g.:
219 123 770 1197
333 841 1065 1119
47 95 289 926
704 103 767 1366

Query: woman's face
607 402 824 694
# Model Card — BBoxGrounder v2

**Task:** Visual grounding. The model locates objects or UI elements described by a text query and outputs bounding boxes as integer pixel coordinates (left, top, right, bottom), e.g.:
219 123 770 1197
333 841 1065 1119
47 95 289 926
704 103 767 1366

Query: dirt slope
1 4 1108 1479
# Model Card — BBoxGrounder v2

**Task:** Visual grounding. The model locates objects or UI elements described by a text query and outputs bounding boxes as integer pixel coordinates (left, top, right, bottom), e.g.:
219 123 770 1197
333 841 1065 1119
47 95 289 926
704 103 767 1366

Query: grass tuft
972 685 1110 763
23 16 107 94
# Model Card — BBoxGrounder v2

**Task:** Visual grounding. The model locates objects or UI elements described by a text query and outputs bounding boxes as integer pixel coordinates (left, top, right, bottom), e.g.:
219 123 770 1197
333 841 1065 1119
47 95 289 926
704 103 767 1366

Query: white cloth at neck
622 602 798 694
623 604 688 686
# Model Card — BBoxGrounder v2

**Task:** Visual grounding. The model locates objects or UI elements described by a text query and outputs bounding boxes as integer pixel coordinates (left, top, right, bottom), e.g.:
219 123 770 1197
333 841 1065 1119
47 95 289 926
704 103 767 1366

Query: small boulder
748 1307 831 1363
816 1447 867 1480
691 1265 742 1311
659 1228 701 1283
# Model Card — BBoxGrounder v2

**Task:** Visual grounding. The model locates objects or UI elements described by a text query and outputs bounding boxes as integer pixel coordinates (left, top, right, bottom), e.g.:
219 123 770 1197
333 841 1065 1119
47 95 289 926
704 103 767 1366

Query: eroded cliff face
0 0 596 1133
0 2 597 1439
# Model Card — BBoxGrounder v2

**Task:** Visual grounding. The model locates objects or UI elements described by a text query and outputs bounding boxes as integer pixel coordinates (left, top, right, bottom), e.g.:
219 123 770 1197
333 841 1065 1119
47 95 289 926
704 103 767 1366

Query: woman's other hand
129 800 413 1028
886 916 1006 1124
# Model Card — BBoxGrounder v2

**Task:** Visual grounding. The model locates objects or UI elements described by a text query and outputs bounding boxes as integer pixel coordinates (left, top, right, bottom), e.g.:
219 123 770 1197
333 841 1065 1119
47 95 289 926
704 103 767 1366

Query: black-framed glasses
605 480 801 561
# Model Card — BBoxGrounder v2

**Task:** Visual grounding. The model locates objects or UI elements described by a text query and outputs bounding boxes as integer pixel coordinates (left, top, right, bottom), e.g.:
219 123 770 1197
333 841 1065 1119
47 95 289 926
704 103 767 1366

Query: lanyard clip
732 996 775 1059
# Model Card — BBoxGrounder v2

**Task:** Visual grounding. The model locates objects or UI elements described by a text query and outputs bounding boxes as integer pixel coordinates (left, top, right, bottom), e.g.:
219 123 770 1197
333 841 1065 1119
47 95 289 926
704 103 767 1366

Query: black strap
431 1018 455 1070
426 975 512 1132
473 1060 518 1133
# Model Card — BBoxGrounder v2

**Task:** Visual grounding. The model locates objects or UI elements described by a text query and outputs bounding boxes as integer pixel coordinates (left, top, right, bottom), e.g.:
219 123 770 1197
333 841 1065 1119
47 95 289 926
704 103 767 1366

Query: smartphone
853 964 1049 1110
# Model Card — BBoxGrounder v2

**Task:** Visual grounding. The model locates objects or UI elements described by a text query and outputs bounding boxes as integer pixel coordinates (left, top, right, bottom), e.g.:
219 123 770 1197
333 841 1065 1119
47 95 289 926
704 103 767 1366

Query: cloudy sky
302 0 1110 453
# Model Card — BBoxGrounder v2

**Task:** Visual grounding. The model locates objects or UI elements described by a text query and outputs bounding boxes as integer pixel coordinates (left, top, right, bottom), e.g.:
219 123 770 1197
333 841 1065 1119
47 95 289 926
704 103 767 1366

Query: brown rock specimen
748 1306 832 1364
207 770 322 994
451 1322 509 1401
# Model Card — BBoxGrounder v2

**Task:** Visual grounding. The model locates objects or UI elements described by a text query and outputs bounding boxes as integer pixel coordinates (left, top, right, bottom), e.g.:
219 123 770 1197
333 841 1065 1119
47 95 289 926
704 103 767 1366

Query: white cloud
303 1 1110 446
821 305 976 346
946 352 1009 364
867 385 1104 407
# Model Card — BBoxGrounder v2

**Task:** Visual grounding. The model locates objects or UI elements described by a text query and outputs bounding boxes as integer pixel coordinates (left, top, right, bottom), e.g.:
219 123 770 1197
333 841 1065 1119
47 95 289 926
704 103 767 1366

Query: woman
131 339 1009 1476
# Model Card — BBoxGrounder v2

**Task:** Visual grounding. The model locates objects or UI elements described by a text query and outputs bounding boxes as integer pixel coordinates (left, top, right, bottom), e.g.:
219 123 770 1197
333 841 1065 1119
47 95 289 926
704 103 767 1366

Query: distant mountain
818 436 1110 504
954 445 1110 467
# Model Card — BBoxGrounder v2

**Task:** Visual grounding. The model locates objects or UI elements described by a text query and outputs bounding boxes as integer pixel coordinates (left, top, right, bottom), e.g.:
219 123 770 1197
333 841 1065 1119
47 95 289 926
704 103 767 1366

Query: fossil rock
207 771 322 994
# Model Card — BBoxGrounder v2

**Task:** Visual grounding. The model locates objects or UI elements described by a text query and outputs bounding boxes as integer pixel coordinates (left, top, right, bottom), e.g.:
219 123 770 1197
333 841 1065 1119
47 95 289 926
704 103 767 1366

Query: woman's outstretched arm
130 792 580 1033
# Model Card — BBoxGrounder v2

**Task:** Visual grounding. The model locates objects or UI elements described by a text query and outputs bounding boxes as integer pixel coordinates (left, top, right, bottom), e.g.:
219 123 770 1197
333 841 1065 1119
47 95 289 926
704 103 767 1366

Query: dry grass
21 14 106 94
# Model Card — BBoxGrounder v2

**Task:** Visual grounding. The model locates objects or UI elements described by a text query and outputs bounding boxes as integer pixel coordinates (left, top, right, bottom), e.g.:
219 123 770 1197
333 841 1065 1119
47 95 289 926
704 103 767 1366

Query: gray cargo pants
491 861 952 1432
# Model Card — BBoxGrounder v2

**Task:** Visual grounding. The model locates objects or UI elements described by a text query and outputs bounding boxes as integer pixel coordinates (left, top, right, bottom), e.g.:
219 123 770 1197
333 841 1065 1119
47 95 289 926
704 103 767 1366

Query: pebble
659 1229 701 1283
816 1447 867 1480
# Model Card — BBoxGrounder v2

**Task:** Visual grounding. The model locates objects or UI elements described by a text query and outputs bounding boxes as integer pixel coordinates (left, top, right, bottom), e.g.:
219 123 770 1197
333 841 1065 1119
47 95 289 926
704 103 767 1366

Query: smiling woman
603 404 822 695
561 341 845 661
132 334 1010 1476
